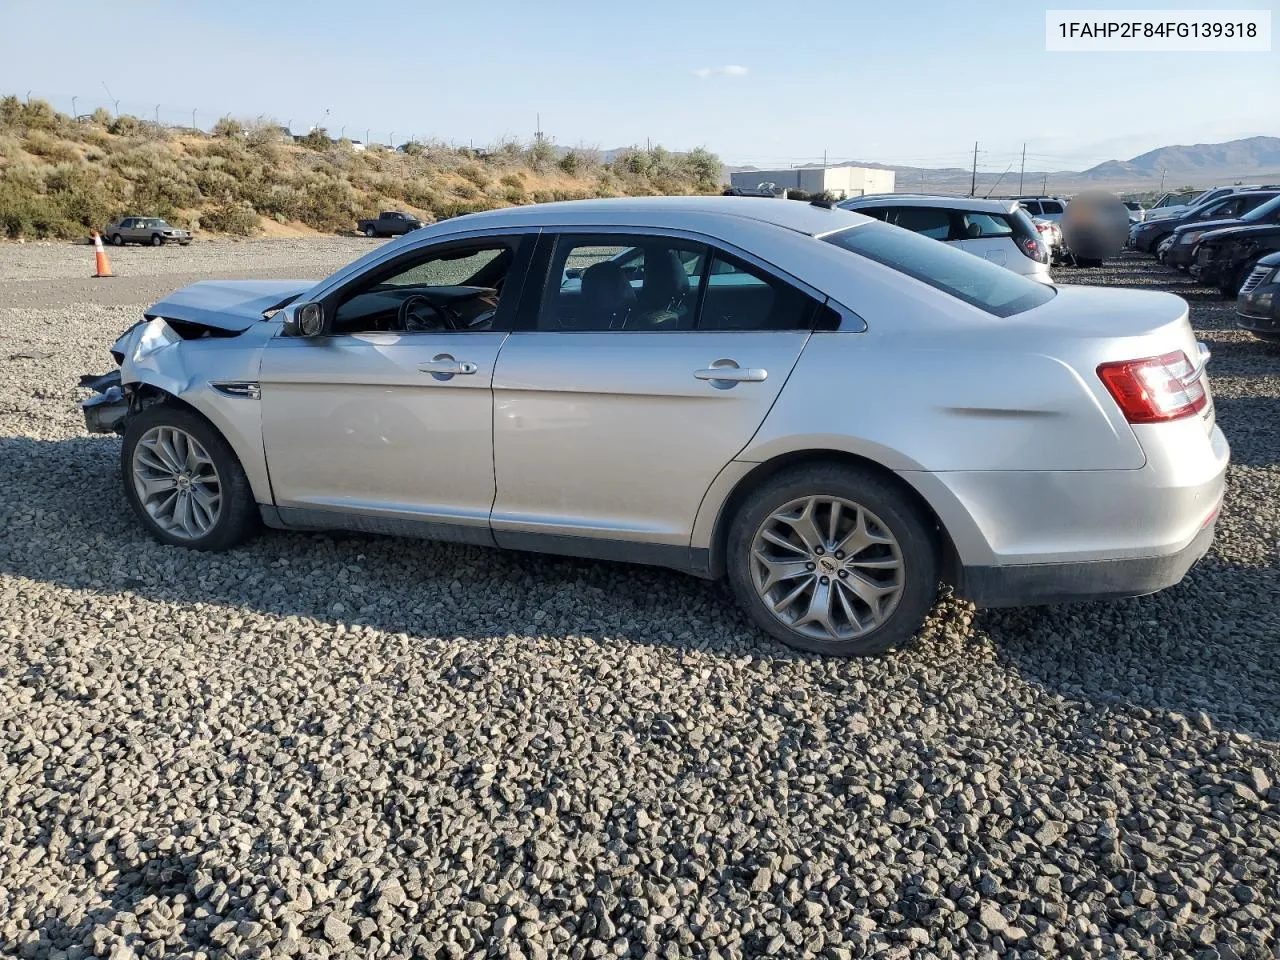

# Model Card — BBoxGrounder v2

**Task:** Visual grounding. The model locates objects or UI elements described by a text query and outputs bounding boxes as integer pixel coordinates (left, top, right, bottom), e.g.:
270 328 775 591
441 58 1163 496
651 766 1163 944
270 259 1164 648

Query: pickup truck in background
356 211 425 238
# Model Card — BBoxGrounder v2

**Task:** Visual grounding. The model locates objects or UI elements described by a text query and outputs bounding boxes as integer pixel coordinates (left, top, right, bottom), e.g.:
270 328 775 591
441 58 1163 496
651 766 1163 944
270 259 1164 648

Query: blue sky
2 0 1276 170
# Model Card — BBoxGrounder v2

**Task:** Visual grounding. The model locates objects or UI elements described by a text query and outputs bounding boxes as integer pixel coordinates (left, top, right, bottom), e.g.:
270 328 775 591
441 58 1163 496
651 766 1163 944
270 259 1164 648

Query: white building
730 164 895 199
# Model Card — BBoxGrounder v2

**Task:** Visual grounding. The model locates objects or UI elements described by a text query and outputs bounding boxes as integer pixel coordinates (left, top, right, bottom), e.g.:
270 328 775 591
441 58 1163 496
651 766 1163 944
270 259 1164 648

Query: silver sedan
80 197 1229 656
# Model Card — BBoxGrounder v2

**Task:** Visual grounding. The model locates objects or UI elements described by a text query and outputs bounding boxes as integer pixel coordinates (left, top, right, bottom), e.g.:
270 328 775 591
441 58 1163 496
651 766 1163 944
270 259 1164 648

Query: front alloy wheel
121 406 258 550
132 425 222 540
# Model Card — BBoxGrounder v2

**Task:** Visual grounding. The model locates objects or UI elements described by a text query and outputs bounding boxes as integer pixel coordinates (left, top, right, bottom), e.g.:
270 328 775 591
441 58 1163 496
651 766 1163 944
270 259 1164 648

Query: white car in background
837 195 1053 282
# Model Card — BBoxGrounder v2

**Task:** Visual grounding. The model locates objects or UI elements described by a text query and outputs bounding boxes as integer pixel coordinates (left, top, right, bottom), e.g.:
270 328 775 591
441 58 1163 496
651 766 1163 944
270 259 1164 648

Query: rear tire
725 464 940 657
110 233 124 246
121 405 259 551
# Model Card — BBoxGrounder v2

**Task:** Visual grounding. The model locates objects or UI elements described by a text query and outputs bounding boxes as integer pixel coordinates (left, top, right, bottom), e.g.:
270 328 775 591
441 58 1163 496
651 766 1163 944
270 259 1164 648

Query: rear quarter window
823 222 1055 317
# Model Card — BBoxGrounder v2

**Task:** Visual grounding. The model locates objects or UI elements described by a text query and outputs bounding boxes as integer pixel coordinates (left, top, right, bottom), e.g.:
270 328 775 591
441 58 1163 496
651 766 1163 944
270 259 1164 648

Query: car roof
842 194 1020 215
444 195 866 237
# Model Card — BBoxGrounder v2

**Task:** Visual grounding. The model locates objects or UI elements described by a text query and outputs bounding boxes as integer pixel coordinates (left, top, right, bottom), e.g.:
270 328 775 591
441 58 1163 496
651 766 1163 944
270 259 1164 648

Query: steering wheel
398 293 461 332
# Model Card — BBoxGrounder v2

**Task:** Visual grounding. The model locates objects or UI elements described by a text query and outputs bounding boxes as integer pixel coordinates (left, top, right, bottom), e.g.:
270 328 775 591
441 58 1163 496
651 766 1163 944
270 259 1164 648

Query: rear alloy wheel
122 406 258 550
726 466 939 656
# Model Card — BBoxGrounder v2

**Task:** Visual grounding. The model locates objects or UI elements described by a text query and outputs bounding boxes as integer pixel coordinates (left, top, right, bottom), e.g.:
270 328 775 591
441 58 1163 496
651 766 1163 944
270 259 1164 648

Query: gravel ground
0 241 1277 960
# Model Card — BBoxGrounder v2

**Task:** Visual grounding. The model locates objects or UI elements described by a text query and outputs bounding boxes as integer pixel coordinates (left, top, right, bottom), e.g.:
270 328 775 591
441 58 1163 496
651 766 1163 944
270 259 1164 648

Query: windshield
822 222 1056 317
1242 196 1280 222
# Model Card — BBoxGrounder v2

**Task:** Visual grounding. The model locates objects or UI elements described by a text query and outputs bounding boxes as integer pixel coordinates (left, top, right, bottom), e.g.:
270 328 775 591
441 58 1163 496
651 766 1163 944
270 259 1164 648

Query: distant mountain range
725 136 1280 197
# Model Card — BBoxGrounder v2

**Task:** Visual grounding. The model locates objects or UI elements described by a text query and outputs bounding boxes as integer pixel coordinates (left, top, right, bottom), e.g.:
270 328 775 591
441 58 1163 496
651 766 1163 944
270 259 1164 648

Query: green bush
557 151 580 175
297 127 332 151
108 114 145 137
213 115 243 138
200 200 259 235
526 137 556 172
458 163 489 188
25 131 79 163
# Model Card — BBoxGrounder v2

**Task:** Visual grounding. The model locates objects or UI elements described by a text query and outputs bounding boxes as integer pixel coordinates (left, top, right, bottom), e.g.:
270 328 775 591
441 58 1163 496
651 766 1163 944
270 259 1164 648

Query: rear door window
824 222 1055 317
1019 201 1042 215
960 213 1015 238
888 206 952 240
1040 201 1065 215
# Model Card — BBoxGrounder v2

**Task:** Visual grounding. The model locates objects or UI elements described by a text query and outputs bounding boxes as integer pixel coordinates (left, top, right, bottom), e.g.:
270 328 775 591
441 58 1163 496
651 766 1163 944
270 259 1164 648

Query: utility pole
192 108 197 131
1159 167 1167 191
920 170 925 192
72 96 78 117
969 141 978 197
365 128 370 145
823 148 827 168
154 104 160 125
1018 142 1026 194
536 113 541 141
390 131 395 149
1041 173 1048 193
101 82 119 118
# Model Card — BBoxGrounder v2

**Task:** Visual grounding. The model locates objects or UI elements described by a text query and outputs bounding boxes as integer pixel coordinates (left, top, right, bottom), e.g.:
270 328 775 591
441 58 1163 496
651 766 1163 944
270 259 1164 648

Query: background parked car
1143 184 1279 224
1123 200 1146 224
1032 217 1065 261
837 195 1052 281
1235 250 1280 341
1192 220 1280 297
1166 194 1280 271
1132 190 1280 254
356 211 425 238
104 217 192 246
1007 197 1068 225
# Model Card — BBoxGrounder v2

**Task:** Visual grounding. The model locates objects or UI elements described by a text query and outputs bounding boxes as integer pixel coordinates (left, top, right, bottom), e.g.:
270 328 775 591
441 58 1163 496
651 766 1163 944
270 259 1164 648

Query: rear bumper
904 420 1229 607
958 515 1217 607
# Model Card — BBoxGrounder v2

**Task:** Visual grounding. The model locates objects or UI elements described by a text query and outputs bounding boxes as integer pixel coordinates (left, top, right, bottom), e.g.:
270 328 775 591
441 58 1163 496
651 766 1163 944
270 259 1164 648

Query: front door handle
419 355 478 379
694 359 767 389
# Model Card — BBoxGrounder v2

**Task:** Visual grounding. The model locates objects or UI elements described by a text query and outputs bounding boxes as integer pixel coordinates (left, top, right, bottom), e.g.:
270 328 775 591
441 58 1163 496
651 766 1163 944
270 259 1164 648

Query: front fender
118 319 275 505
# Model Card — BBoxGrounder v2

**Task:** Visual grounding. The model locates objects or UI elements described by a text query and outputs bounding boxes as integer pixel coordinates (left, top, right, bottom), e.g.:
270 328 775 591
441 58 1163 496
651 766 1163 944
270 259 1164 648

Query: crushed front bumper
80 369 129 434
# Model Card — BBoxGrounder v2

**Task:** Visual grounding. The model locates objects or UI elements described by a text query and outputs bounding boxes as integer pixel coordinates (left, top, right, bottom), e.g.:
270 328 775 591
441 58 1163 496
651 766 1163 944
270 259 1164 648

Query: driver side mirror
283 302 328 338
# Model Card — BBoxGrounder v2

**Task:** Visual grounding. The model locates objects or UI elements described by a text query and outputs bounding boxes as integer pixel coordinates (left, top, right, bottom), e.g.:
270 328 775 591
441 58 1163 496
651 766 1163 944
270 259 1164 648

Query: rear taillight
1097 350 1207 424
1018 236 1048 263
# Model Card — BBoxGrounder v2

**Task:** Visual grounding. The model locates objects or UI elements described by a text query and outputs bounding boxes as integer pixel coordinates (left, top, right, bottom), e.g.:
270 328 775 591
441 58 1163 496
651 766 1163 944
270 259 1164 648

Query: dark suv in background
1167 194 1280 272
1191 205 1280 296
1235 251 1280 339
1136 190 1279 258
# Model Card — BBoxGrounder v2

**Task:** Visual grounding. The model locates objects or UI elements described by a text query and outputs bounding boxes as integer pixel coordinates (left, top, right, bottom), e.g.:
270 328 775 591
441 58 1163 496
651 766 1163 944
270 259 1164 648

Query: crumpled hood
145 279 317 332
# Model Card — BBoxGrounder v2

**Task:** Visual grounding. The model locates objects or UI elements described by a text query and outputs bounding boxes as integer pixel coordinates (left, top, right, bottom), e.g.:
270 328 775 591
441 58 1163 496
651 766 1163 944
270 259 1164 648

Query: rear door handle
695 361 767 386
419 355 478 378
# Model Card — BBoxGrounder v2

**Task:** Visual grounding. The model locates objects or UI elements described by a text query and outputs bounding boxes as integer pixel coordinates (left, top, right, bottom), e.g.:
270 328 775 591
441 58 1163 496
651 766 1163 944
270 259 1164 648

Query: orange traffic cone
92 231 114 278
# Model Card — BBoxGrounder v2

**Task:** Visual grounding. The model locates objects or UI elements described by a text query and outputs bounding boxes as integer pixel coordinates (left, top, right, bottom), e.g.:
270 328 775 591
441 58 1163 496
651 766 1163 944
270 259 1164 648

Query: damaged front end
80 368 129 434
79 279 312 436
79 316 198 435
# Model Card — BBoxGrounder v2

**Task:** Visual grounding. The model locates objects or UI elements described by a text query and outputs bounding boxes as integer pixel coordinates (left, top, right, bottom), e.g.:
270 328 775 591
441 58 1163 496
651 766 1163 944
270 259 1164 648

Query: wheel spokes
132 425 222 540
751 494 905 643
752 550 813 592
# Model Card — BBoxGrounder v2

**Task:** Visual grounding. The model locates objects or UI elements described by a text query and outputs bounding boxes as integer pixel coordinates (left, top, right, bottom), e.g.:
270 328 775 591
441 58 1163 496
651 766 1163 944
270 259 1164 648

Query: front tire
725 465 940 657
121 406 258 550
151 234 165 246
363 226 376 238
